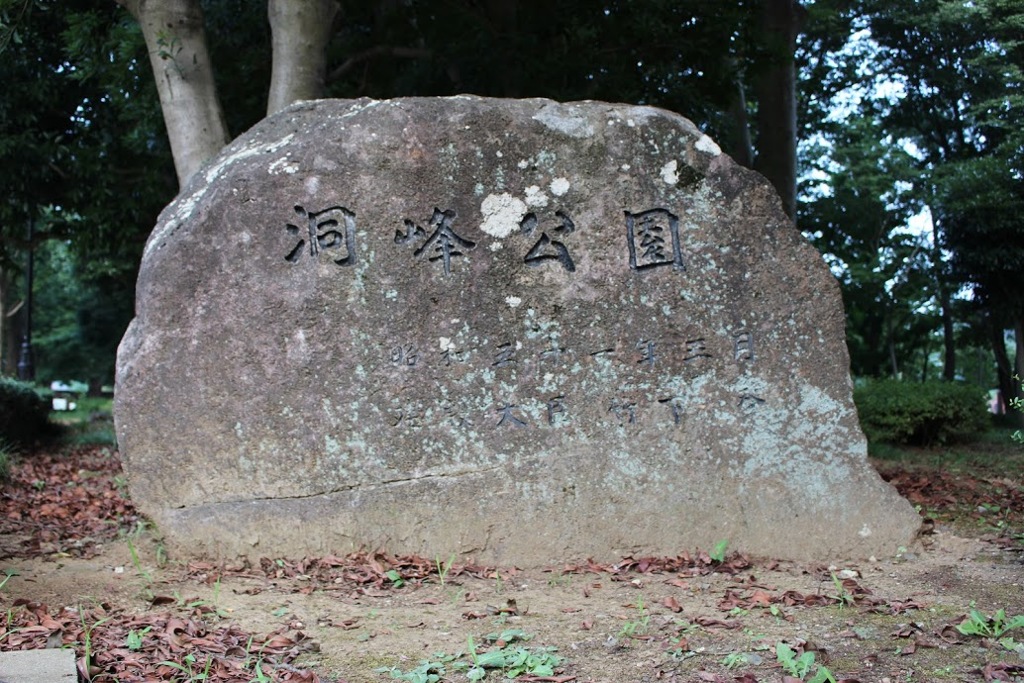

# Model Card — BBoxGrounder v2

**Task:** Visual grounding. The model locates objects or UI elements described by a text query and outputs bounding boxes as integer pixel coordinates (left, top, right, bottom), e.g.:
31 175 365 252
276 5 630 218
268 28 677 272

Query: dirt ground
2 443 1023 683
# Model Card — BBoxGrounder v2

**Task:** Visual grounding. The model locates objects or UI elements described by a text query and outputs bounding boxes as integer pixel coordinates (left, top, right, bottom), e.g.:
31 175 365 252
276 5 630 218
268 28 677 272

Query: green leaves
380 630 562 682
385 569 406 588
775 642 837 683
956 608 1024 639
709 539 729 563
377 659 446 683
125 626 151 651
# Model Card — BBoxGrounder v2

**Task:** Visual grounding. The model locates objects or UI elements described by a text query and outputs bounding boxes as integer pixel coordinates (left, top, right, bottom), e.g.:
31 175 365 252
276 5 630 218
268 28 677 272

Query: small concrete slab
0 649 77 683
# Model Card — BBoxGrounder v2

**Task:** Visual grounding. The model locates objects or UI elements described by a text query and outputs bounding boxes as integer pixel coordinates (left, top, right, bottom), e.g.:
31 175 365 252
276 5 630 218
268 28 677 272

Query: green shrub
0 440 13 483
0 377 54 447
854 379 989 446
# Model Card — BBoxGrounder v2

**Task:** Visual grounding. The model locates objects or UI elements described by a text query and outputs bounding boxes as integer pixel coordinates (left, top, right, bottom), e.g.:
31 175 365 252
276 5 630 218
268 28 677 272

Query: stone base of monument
115 96 921 565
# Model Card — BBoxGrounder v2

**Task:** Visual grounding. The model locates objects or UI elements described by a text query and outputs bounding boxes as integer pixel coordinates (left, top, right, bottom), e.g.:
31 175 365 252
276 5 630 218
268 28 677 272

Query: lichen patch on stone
660 160 679 185
479 193 528 238
525 185 549 208
696 134 722 156
532 103 595 138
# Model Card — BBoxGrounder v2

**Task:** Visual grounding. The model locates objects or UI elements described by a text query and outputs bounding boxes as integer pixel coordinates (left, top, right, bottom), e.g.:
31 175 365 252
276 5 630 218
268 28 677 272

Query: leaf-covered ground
1 442 1023 682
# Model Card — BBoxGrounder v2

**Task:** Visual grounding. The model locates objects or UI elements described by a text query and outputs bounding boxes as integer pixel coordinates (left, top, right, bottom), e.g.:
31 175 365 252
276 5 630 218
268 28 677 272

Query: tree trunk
930 219 957 380
887 316 900 378
483 0 520 97
117 0 230 187
753 0 802 221
0 267 19 376
729 77 754 168
1014 318 1024 427
267 0 339 116
991 317 1013 414
938 287 956 380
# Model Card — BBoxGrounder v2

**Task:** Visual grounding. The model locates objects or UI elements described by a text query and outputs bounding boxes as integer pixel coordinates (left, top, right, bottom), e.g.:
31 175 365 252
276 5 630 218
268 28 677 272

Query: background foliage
0 0 1020 425
854 378 990 446
0 376 54 446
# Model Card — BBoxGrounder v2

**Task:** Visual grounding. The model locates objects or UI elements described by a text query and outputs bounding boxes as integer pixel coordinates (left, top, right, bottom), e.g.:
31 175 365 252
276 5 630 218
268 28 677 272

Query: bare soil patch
2 444 1023 682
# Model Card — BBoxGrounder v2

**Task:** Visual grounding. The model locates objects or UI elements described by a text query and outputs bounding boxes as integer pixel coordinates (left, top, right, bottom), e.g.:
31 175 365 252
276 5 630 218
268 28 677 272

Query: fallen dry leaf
661 595 683 613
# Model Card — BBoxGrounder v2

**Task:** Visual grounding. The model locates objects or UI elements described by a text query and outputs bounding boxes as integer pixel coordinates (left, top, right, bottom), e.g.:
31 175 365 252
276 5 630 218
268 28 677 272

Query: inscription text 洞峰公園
396 207 476 276
520 210 577 272
284 205 357 266
284 203 696 275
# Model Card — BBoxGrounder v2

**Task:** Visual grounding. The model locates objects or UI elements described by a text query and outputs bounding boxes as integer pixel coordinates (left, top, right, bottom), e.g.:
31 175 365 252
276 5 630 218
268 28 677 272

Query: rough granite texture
115 96 921 564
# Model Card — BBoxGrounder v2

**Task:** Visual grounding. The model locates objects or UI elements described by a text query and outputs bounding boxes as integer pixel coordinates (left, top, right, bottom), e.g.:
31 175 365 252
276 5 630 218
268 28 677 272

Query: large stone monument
115 96 921 563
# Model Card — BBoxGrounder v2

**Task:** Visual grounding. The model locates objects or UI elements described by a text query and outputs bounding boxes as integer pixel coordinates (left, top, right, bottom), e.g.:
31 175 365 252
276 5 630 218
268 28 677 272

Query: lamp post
16 212 34 381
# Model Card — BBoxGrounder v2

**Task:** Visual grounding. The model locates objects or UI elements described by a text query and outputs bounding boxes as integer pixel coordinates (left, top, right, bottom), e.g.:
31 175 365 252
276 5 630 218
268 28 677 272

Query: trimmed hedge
854 379 989 446
0 377 53 447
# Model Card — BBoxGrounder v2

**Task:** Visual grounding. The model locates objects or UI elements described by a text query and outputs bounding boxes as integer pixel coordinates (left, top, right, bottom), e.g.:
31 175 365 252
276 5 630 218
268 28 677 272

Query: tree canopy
1 0 1020 415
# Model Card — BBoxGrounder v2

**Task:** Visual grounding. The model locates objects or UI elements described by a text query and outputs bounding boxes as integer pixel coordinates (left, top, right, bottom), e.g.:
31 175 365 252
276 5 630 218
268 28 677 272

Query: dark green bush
0 377 54 447
854 379 990 446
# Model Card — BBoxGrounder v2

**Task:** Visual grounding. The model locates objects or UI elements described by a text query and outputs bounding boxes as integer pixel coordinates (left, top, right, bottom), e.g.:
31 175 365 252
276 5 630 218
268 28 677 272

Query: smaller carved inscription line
381 389 766 433
380 329 754 374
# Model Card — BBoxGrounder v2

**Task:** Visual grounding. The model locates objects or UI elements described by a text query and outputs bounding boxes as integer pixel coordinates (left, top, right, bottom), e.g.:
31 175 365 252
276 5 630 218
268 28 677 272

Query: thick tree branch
326 46 433 83
753 0 804 221
116 0 229 187
267 0 339 116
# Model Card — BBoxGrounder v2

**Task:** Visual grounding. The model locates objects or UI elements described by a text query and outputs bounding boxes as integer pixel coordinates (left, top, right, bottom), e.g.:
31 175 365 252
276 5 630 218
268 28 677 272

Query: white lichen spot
268 156 294 174
439 337 454 351
479 193 528 238
620 164 631 172
660 160 679 185
536 150 557 168
496 150 503 158
549 177 570 196
287 329 309 364
533 103 595 138
518 159 530 169
627 118 636 127
695 134 722 156
474 182 485 196
859 524 872 538
303 176 320 194
525 185 549 208
338 99 380 119
488 241 503 252
385 290 398 300
505 296 522 308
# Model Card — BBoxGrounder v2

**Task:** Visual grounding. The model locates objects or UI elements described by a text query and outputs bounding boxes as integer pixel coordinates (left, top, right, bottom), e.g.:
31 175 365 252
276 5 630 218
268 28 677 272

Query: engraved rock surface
115 96 921 563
